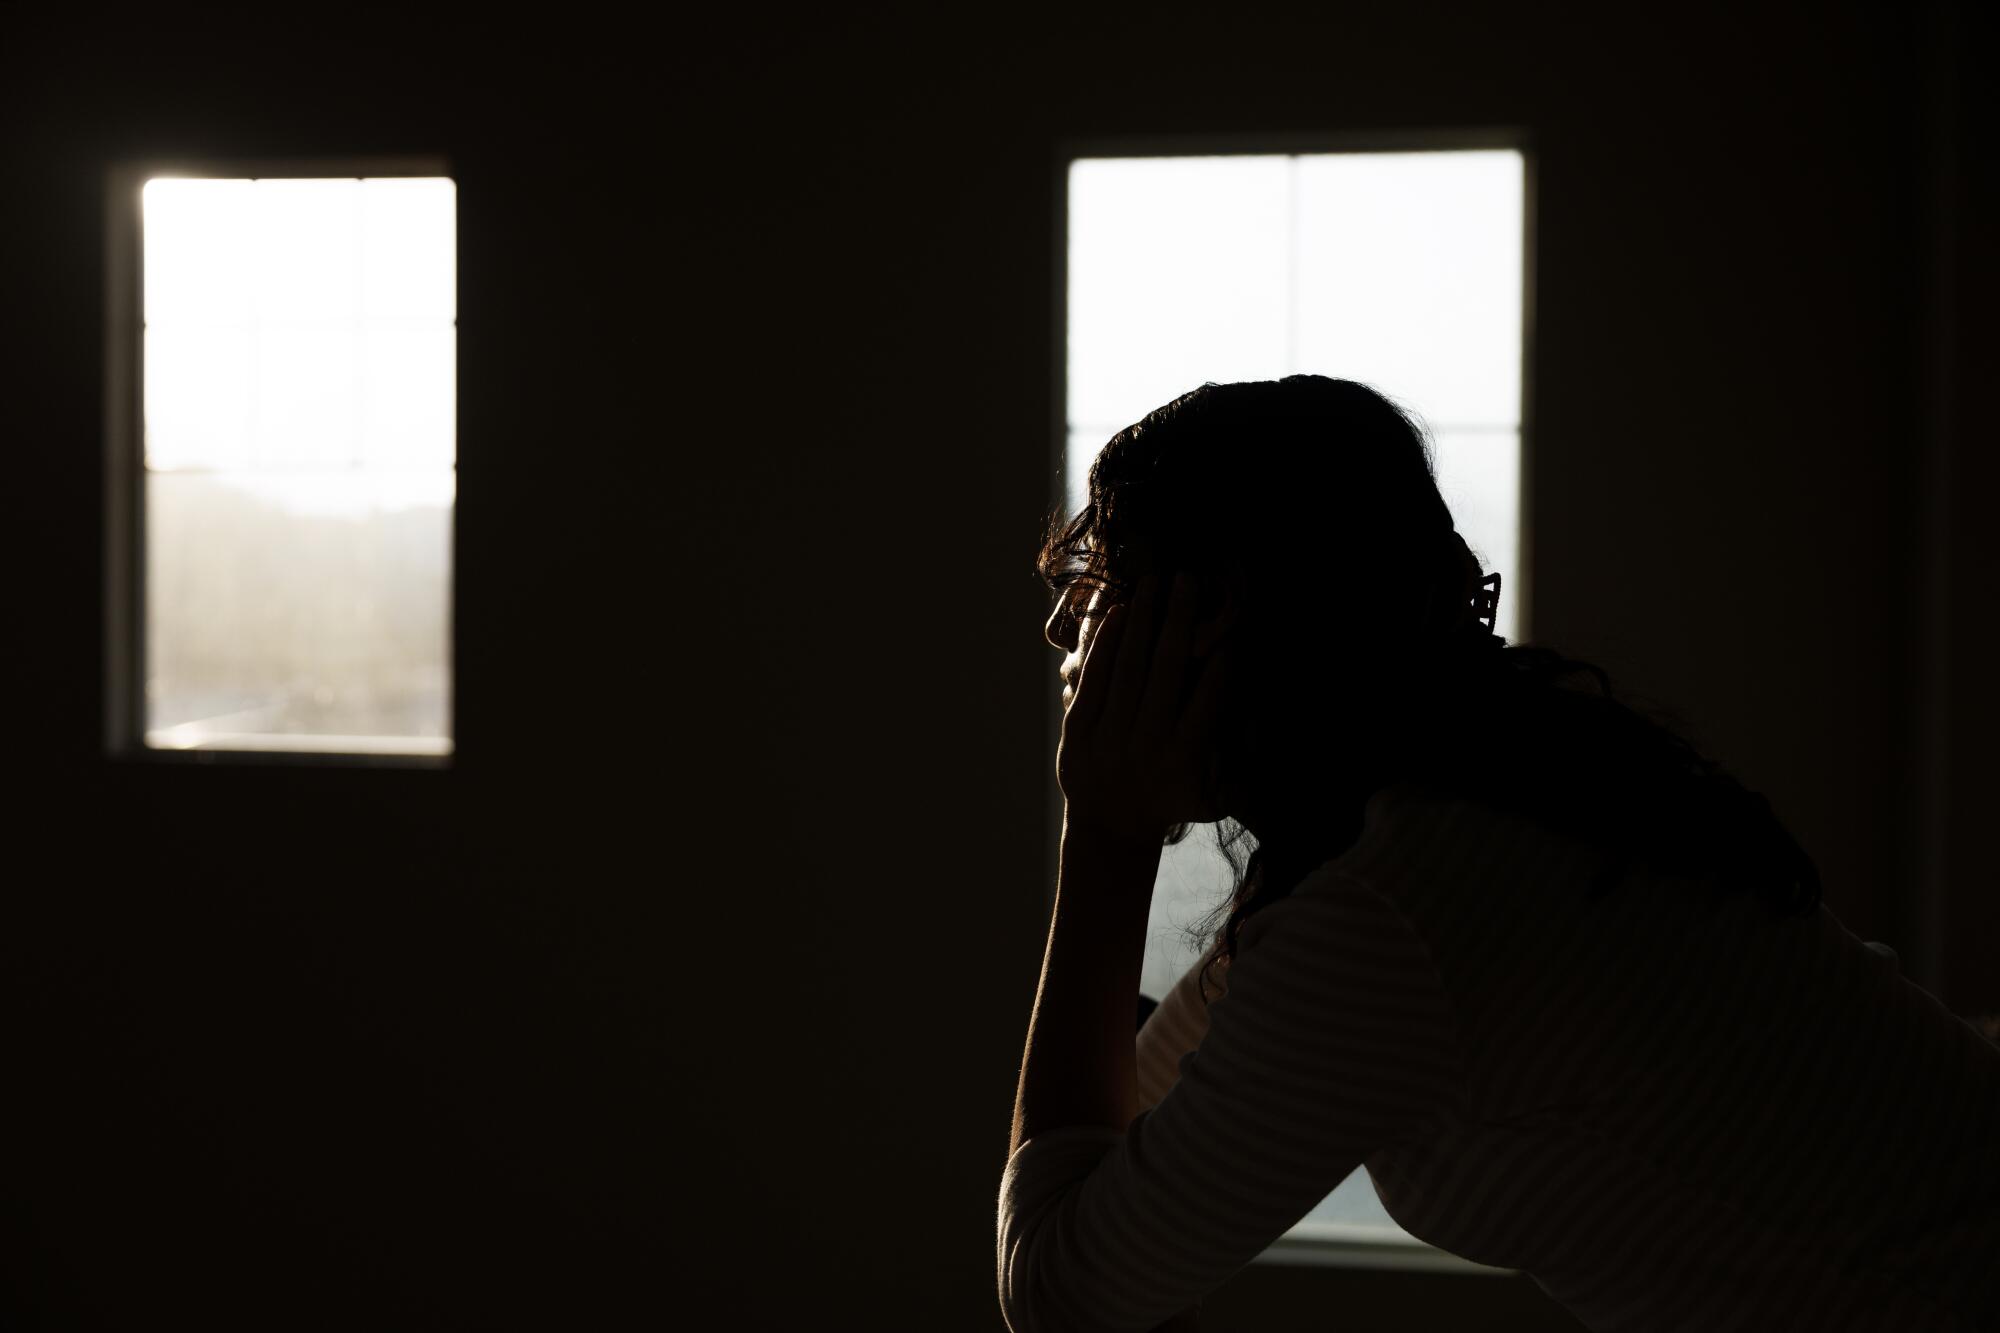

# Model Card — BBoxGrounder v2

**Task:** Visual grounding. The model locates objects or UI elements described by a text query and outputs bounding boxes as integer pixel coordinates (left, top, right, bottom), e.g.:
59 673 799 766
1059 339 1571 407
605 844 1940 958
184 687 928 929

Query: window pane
142 179 257 325
255 322 361 467
1293 151 1523 428
362 178 456 321
1065 428 1107 518
145 470 452 753
1067 157 1292 440
144 324 255 471
140 176 455 755
1067 146 1525 1253
1302 1167 1416 1233
362 324 455 470
1431 428 1521 646
251 179 363 322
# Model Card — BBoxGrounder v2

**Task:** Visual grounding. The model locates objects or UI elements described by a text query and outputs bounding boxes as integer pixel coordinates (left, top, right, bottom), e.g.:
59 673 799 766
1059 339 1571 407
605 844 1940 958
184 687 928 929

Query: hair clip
1474 572 1502 634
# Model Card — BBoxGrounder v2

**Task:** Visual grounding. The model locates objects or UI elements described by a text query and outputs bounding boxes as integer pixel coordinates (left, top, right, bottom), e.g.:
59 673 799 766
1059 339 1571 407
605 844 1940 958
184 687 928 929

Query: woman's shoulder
1332 779 1619 909
1271 784 1479 914
1352 779 1546 856
1361 779 1477 824
1361 777 1641 851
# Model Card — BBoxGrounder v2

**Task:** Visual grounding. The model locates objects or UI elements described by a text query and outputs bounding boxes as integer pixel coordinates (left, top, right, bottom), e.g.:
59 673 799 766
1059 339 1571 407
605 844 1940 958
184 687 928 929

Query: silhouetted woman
998 376 2000 1332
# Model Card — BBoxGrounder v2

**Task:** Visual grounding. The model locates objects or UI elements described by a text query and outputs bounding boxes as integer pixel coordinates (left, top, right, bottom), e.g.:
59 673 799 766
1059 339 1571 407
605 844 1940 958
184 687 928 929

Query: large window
1061 141 1527 1271
105 162 455 759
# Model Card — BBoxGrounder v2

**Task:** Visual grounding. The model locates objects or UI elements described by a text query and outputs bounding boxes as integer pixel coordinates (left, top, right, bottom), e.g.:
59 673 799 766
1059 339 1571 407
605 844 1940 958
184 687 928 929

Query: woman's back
1349 783 2000 1330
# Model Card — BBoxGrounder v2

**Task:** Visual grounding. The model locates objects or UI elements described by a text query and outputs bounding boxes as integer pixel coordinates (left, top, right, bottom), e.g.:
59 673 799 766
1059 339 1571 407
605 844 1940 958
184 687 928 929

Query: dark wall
5 2 1990 1328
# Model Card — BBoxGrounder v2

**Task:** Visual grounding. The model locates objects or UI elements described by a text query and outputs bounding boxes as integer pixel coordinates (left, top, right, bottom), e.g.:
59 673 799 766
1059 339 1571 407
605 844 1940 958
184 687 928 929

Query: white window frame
1050 128 1537 1275
103 155 456 768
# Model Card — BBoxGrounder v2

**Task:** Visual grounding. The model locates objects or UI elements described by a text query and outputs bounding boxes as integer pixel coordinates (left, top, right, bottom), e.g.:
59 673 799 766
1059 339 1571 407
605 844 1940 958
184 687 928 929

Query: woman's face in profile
1044 542 1134 711
1044 585 1111 712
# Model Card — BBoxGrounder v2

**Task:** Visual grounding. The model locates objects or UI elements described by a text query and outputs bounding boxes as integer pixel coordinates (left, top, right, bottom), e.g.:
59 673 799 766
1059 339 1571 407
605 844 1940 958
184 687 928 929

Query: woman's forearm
1009 823 1161 1159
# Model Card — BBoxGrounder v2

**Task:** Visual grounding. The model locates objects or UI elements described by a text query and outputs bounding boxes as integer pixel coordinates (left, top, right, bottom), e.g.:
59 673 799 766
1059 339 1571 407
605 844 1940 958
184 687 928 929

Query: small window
105 162 455 760
1061 139 1528 1272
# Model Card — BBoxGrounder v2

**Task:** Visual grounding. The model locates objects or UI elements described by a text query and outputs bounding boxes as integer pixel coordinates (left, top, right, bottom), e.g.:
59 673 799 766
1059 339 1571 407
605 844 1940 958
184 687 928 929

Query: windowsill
110 743 450 770
145 726 450 756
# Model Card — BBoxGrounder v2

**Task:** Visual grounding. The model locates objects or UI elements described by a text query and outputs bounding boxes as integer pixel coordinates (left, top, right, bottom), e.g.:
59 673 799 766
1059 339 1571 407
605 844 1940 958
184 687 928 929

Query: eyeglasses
1045 579 1123 643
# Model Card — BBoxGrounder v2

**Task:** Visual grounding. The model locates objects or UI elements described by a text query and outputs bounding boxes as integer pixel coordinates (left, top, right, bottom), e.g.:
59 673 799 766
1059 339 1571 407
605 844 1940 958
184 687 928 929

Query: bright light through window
1066 148 1524 1262
139 176 455 755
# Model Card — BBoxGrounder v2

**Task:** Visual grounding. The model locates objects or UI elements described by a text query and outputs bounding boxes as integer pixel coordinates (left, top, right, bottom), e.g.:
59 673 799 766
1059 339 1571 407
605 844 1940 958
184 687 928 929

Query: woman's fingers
1178 635 1228 751
1066 594 1124 731
1138 573 1198 737
1060 571 1233 831
1077 574 1206 743
1100 574 1160 739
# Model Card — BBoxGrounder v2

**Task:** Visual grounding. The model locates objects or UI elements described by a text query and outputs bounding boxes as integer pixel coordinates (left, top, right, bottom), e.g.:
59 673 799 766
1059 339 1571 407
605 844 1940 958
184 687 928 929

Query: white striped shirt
997 782 2000 1331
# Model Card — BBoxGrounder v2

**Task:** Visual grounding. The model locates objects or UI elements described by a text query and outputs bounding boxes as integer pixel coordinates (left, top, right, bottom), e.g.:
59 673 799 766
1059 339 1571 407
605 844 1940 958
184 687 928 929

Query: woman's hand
1057 573 1230 843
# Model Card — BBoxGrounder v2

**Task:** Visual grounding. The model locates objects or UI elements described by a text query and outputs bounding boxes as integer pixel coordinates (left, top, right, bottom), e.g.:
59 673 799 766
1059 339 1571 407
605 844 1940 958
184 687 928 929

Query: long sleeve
997 870 1464 1333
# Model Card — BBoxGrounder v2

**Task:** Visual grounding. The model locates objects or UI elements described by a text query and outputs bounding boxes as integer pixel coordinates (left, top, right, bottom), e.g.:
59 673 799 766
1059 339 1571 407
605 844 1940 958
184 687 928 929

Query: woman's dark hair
1035 376 1821 1003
